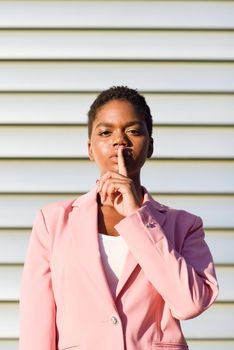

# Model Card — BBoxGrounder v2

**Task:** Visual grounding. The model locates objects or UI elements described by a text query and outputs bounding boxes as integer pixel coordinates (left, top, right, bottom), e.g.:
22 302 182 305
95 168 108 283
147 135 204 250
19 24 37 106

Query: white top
98 233 129 297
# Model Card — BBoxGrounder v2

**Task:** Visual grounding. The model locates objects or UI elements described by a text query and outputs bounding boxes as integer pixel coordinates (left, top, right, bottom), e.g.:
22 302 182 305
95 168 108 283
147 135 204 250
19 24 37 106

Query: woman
19 86 219 350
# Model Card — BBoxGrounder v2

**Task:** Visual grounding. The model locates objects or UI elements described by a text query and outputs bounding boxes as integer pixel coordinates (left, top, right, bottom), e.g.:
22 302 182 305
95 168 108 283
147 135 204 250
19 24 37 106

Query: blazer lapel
70 186 167 304
70 187 118 310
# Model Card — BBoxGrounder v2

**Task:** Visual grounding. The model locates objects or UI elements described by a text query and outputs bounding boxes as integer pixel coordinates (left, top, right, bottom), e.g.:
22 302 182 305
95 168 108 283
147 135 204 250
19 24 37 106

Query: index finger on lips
118 146 128 176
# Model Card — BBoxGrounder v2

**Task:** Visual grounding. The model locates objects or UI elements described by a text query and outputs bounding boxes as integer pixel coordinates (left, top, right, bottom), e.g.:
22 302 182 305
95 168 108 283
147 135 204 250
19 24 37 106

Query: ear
147 137 154 158
88 141 94 161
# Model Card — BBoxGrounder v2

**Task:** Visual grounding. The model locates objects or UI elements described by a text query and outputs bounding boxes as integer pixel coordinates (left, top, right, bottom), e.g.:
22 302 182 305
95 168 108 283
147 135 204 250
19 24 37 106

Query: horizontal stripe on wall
0 303 18 338
0 230 29 264
205 231 234 265
1 30 234 60
0 159 233 194
0 62 233 92
184 341 234 350
0 194 233 228
0 341 19 350
181 303 234 338
215 266 234 302
0 93 234 125
0 302 233 338
0 265 232 302
0 126 233 158
0 1 233 29
1 229 233 265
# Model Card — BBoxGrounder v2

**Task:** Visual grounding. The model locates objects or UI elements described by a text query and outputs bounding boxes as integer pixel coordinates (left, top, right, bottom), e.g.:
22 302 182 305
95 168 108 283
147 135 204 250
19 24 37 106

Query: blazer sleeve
19 209 56 350
115 202 219 320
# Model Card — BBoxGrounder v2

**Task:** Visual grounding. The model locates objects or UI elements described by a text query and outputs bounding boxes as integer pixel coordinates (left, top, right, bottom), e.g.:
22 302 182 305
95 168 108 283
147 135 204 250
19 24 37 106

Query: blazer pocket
59 346 80 350
151 342 188 350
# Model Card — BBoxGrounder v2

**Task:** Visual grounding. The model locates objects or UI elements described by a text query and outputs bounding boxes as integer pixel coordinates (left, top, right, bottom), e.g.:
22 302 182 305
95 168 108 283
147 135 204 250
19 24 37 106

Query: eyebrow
95 121 145 129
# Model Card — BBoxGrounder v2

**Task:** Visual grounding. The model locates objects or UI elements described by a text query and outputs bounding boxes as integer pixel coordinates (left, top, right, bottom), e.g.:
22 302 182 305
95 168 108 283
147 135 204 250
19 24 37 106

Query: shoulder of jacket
176 209 203 233
161 202 201 227
168 206 197 218
40 197 77 216
153 200 196 217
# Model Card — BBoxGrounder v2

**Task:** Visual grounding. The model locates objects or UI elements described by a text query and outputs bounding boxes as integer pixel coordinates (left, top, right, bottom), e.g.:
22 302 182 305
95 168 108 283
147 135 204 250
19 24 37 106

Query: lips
110 149 133 158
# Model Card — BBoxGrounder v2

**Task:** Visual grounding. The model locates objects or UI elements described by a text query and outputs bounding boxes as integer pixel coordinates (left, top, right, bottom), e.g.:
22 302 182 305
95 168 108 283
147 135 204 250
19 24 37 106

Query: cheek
91 140 109 159
139 139 150 155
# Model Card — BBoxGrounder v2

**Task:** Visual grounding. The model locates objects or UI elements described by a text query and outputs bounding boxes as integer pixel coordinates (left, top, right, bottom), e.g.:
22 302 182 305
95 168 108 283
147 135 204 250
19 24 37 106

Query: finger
118 145 128 176
97 171 113 195
100 177 127 203
99 176 111 203
98 170 124 193
105 180 128 205
106 182 121 203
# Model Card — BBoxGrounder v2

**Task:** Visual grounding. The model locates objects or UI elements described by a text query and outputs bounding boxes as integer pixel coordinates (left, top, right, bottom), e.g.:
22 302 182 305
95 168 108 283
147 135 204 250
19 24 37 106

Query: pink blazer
19 186 218 350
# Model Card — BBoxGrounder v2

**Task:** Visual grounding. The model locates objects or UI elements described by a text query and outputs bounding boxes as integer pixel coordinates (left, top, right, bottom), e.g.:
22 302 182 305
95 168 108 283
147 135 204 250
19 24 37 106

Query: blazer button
110 315 119 325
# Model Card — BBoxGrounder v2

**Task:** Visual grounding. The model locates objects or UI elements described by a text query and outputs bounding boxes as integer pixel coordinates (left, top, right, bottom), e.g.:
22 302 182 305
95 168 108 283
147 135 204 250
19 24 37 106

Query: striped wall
0 1 233 349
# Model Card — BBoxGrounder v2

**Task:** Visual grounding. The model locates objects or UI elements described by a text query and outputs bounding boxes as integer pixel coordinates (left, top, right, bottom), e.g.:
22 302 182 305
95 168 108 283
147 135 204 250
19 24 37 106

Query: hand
97 146 141 217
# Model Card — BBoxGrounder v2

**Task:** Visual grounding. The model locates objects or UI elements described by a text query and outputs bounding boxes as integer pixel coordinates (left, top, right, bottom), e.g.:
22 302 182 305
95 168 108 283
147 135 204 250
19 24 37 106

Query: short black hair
87 86 153 138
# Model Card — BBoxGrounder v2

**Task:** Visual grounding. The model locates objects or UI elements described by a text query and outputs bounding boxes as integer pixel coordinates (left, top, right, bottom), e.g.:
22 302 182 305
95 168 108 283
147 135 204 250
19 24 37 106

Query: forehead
94 99 143 124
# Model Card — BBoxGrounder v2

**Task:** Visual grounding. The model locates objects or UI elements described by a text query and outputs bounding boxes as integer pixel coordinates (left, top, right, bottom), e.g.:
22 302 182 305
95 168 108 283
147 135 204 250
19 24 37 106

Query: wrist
125 205 141 217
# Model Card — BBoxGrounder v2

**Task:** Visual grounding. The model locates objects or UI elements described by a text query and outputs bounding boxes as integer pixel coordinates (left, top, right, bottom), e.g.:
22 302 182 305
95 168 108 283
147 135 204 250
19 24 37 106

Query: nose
112 130 129 147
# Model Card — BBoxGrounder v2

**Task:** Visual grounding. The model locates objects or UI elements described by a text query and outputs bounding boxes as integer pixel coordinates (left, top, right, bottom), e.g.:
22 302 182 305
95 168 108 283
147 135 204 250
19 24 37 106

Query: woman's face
88 100 153 177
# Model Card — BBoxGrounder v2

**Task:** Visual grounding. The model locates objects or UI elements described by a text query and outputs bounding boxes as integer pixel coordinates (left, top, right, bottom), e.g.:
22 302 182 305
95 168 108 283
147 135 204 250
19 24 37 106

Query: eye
98 130 112 136
127 129 141 135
